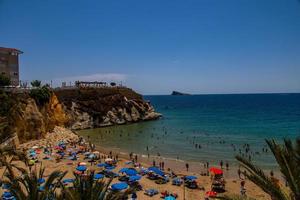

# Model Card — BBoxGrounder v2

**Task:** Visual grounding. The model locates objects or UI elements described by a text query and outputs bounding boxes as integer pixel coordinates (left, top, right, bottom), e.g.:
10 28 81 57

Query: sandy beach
1 126 271 200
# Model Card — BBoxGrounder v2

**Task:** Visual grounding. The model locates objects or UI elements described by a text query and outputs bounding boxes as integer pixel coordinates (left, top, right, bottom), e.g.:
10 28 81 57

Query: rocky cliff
0 87 161 143
54 87 161 129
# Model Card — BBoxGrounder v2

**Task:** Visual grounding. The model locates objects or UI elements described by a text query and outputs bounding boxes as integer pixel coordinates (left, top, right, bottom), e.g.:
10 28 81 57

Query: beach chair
144 189 158 197
211 180 225 192
172 178 183 186
155 176 169 184
185 180 198 189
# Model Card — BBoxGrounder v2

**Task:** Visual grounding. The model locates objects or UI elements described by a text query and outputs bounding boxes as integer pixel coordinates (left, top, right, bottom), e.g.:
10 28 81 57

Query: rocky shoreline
0 87 162 144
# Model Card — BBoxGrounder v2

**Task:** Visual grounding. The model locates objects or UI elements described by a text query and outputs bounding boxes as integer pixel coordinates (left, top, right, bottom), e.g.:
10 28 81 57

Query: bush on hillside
29 86 51 105
0 74 11 87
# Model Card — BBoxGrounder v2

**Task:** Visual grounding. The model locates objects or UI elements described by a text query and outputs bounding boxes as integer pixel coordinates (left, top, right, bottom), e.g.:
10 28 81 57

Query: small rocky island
171 91 191 96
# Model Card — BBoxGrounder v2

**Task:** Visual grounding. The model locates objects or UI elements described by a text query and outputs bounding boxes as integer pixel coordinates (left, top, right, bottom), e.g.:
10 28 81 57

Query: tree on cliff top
31 80 42 88
29 85 51 105
0 74 11 87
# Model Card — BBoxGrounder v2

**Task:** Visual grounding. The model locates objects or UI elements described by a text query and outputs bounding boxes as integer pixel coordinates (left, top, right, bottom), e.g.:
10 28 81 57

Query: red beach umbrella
206 191 217 197
209 167 223 175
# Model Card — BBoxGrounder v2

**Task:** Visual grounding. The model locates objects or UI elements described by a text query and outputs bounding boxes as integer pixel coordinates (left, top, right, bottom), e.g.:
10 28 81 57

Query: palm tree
2 162 67 200
0 146 28 174
236 138 300 200
60 172 131 200
31 80 42 88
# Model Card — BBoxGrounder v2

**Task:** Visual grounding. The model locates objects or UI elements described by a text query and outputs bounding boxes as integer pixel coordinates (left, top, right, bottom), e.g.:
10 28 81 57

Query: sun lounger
144 189 158 197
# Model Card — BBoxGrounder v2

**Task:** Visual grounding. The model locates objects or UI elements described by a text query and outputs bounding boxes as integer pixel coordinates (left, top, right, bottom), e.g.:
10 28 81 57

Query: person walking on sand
162 161 165 170
220 160 223 169
240 180 246 196
153 160 156 166
131 192 137 200
185 163 189 171
226 162 229 170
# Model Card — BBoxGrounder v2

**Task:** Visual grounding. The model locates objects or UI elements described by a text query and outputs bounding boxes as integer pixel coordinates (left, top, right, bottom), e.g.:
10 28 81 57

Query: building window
1 72 5 75
14 72 18 76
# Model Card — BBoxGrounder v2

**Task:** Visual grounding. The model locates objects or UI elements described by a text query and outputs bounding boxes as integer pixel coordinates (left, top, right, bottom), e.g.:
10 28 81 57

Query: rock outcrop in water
0 87 161 143
171 91 190 96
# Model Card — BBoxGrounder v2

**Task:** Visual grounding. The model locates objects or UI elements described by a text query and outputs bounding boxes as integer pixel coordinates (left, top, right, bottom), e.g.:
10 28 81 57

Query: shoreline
6 126 273 199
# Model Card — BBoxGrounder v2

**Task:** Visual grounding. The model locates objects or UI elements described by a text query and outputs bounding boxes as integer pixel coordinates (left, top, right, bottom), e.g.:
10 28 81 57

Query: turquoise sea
78 93 300 169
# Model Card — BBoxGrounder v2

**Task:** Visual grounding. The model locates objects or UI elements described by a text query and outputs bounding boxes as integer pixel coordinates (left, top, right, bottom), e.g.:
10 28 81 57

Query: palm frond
236 155 289 200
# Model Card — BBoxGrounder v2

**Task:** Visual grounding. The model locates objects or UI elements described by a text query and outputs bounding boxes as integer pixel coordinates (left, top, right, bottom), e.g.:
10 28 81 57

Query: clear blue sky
1 0 300 94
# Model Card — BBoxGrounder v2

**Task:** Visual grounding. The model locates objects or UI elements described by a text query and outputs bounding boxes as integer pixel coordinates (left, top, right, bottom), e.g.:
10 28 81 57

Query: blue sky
0 0 300 94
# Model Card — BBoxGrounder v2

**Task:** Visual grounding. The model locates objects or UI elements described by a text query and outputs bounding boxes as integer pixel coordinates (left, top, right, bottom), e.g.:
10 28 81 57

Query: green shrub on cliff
0 90 13 116
29 86 51 105
0 74 11 86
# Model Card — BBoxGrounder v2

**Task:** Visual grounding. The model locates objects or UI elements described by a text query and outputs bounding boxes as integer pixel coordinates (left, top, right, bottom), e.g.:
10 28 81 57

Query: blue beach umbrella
185 175 197 180
148 167 164 176
76 165 87 172
62 179 75 184
129 175 141 182
111 182 128 191
105 165 116 170
119 168 128 173
38 178 45 184
164 196 176 200
97 163 107 167
2 191 14 200
2 183 10 189
125 168 137 176
38 186 45 192
94 174 104 180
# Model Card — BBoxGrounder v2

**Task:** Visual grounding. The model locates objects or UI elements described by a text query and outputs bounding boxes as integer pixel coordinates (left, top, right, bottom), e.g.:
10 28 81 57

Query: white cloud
51 73 127 87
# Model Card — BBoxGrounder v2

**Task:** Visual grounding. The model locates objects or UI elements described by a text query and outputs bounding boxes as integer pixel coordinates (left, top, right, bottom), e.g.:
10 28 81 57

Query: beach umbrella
105 158 113 162
38 186 45 192
129 175 141 182
164 196 176 200
88 154 96 159
111 182 128 191
79 162 87 166
2 183 10 189
105 165 116 170
38 178 45 184
148 167 164 176
62 178 75 184
29 152 36 156
209 167 223 175
94 174 104 180
2 191 15 200
125 168 137 176
206 191 217 197
76 165 87 172
185 175 197 181
119 168 128 173
97 163 107 167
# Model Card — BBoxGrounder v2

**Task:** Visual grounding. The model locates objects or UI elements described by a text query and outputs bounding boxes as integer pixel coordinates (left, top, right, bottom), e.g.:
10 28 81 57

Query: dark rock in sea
171 91 191 96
